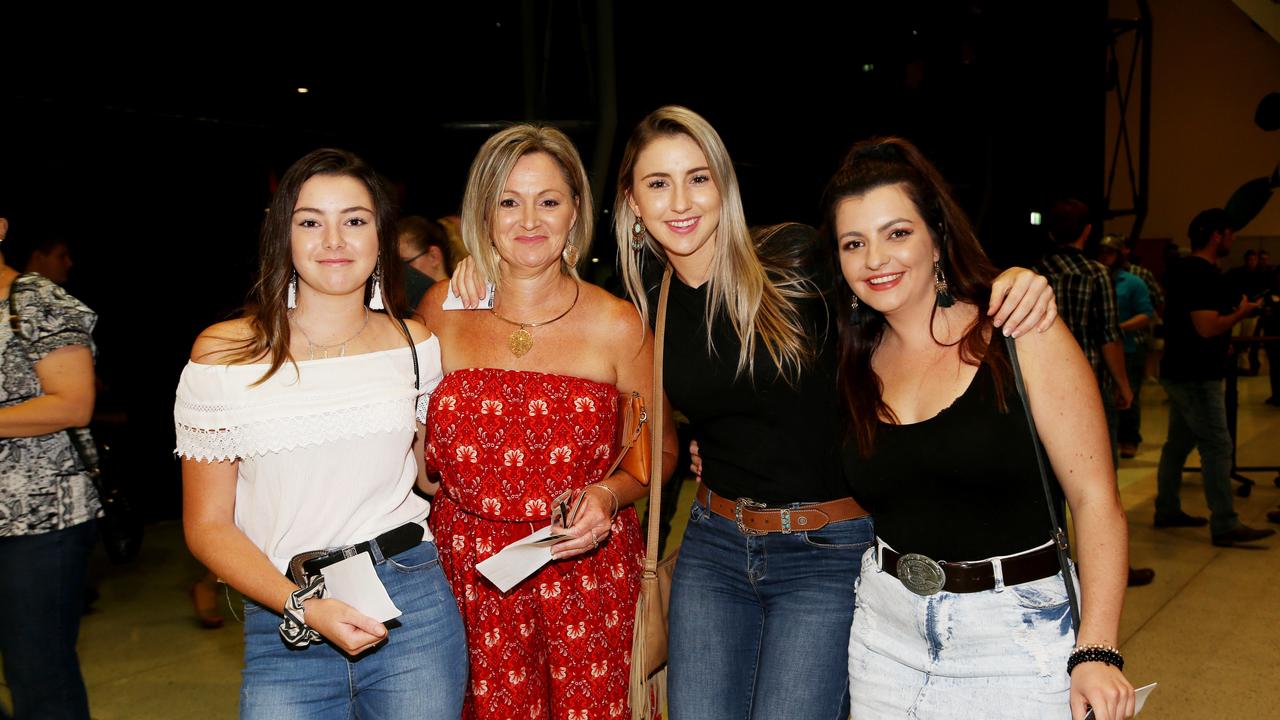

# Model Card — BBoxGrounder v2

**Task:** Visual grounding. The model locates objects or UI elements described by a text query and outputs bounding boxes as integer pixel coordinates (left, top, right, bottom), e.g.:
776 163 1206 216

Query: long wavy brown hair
824 137 1010 456
224 148 406 383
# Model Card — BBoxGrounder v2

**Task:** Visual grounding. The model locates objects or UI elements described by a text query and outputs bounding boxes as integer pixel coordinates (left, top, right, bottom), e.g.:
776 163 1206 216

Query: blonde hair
614 106 812 381
460 124 592 283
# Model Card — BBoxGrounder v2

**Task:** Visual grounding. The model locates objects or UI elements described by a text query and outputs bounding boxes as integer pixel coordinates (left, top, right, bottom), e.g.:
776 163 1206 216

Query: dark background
1 1 1104 519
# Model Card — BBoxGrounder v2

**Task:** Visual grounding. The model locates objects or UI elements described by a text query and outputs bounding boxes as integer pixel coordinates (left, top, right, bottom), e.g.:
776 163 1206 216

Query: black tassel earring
934 261 955 308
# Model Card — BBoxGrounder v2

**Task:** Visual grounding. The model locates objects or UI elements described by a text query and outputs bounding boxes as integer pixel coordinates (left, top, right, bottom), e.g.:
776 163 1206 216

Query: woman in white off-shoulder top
175 149 466 719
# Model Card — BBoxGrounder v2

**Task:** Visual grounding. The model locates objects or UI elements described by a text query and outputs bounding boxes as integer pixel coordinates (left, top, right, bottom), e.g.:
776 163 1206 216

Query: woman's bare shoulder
190 318 258 364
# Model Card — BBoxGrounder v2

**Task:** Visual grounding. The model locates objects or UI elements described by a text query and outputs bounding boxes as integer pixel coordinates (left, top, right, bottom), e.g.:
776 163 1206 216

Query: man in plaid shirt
1036 200 1133 411
1037 200 1151 586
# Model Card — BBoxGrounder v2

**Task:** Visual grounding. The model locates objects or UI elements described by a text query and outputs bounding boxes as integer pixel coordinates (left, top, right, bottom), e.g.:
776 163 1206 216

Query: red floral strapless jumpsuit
427 368 644 720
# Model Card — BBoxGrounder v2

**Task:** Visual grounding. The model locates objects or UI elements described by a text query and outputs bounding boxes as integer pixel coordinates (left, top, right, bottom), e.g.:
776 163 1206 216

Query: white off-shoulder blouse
174 338 443 573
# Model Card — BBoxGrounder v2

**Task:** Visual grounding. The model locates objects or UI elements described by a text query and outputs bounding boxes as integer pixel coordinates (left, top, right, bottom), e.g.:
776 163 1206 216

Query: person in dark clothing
1154 209 1274 547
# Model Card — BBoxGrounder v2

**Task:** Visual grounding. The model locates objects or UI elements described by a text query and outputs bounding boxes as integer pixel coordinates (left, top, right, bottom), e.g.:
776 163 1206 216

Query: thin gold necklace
291 307 370 360
489 281 580 357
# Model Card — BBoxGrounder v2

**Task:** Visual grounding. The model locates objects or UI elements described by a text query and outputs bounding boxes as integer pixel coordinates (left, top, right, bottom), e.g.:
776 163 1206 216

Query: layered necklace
291 307 370 360
490 281 580 358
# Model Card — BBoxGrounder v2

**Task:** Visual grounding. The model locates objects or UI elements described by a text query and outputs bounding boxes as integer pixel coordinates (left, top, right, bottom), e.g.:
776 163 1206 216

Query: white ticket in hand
476 525 557 593
1082 682 1157 719
442 282 495 310
320 552 402 623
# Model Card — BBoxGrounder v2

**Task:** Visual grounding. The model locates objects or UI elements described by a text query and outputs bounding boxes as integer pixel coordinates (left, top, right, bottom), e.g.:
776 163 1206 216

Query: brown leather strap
880 543 1061 594
642 266 673 575
697 483 868 534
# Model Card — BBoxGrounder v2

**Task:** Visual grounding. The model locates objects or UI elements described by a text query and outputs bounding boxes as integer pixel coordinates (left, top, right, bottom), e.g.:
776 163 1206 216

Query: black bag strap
1003 334 1082 634
395 316 420 390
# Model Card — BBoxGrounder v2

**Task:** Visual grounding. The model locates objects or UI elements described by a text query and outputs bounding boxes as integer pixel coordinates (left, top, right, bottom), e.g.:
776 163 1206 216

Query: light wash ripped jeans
848 542 1076 719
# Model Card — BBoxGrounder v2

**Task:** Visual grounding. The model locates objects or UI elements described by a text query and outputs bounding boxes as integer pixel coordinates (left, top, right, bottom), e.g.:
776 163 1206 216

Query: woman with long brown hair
829 138 1134 719
177 149 466 719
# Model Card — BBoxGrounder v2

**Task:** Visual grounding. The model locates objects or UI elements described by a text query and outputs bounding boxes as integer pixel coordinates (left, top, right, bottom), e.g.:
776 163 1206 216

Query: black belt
287 522 424 585
879 542 1061 596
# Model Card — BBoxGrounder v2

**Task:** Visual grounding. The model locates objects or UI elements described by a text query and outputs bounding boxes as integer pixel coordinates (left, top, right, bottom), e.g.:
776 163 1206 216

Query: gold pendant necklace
489 281 580 358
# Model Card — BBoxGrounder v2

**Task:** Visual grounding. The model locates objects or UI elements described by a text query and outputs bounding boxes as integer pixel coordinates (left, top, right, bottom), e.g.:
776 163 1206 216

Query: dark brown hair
228 148 406 382
823 137 1009 456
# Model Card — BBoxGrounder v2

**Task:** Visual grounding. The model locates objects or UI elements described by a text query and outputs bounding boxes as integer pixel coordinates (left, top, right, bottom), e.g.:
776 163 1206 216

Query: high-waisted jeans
667 494 874 720
240 541 467 720
848 544 1077 719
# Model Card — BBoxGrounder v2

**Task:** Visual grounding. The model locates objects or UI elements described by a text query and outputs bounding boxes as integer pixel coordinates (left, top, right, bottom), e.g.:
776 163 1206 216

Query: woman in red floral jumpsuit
420 123 676 720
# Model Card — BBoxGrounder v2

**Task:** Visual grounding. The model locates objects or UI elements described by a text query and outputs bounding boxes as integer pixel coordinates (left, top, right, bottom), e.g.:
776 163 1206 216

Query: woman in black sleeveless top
827 139 1135 720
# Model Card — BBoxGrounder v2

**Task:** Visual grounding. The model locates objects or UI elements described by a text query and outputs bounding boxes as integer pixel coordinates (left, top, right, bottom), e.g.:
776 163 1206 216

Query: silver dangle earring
562 243 580 267
630 218 647 252
934 260 955 308
850 294 860 312
287 271 298 309
368 262 385 310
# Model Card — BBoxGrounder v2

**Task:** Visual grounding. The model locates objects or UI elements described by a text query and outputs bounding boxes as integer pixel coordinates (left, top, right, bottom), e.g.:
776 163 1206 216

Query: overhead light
591 257 599 263
862 63 875 73
1030 211 1042 226
296 87 310 94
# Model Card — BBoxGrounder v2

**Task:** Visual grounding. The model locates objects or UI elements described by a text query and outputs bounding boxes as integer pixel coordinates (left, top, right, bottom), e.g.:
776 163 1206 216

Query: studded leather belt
696 483 868 536
879 542 1061 596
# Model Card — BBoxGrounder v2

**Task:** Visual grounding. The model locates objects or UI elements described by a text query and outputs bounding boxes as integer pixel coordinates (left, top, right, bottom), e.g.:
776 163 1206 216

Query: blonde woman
419 124 676 719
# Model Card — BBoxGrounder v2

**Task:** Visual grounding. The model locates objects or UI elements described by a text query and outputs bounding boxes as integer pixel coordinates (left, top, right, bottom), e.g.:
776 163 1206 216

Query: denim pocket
1009 574 1070 610
242 599 265 616
801 516 875 551
688 500 710 524
386 541 440 574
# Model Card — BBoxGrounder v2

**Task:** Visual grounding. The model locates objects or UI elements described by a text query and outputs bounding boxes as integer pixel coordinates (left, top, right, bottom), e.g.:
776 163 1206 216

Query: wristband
279 575 326 648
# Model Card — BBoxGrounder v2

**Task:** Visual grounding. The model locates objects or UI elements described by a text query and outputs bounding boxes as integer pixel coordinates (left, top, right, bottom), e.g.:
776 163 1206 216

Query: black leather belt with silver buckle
287 522 424 585
880 542 1061 596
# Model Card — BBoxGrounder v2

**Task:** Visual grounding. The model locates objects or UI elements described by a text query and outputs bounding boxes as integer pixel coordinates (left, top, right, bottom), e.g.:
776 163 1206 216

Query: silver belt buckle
734 497 767 536
896 553 946 596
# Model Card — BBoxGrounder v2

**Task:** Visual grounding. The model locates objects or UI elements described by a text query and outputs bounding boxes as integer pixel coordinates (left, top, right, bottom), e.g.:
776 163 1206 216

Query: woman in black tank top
826 139 1135 720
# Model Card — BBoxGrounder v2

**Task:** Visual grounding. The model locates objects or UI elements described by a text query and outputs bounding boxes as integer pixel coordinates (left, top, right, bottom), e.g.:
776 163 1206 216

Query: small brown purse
615 391 651 485
629 265 677 720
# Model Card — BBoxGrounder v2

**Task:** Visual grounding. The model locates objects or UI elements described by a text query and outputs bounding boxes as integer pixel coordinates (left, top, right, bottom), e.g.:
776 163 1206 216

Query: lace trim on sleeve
175 395 417 462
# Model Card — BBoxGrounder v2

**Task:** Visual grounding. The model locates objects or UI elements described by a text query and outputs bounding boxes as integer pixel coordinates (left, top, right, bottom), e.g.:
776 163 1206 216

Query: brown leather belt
879 542 1061 595
696 483 868 536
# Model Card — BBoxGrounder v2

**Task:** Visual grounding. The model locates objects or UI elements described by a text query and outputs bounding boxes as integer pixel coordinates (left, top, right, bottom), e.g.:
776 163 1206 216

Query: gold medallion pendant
508 329 534 357
490 281 581 358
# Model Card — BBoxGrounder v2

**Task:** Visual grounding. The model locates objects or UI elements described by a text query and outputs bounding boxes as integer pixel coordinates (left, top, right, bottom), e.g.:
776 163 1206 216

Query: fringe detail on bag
630 594 667 720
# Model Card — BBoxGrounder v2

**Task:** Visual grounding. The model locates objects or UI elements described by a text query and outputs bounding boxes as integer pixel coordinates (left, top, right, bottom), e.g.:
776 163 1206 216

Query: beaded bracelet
1067 643 1124 675
587 484 620 519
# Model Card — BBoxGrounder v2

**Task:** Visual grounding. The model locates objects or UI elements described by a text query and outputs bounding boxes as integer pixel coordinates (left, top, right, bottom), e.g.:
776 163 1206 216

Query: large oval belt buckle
896 553 946 596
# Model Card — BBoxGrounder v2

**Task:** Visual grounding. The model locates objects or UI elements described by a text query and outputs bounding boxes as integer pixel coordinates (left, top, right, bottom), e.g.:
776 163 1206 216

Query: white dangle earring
368 262 385 310
287 271 298 309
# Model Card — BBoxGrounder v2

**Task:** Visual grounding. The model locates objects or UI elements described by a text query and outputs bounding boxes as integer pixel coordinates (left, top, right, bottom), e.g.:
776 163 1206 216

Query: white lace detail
176 395 417 462
173 339 442 462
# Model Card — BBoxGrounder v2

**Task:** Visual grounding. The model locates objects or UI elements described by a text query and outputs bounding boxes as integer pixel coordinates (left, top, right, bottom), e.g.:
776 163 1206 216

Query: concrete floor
7 373 1279 718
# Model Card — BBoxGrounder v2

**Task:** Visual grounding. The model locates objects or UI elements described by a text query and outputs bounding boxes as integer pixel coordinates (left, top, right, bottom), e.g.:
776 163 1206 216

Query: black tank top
842 352 1062 560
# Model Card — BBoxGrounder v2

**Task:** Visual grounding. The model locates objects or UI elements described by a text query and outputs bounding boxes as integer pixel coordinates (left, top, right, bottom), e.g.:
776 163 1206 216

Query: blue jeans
667 494 874 720
1155 379 1239 535
0 520 96 720
240 541 467 720
849 545 1077 719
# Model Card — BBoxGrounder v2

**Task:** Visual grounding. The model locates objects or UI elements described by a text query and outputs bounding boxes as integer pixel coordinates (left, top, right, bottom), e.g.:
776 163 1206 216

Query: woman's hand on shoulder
447 255 489 310
1070 663 1135 720
989 267 1057 337
190 318 256 364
